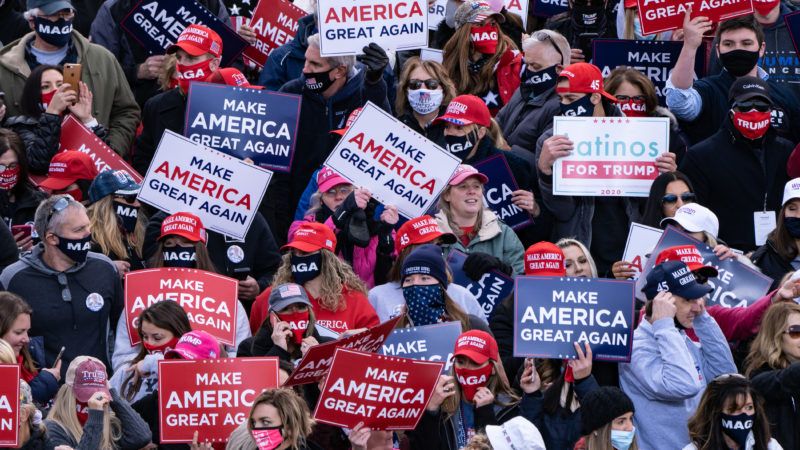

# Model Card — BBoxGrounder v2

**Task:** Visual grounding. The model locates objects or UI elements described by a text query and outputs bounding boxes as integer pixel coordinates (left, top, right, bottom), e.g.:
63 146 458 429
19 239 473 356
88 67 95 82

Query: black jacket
750 239 793 291
132 87 184 176
750 362 800 450
398 110 446 147
0 220 18 272
0 0 28 47
0 185 46 230
679 119 793 252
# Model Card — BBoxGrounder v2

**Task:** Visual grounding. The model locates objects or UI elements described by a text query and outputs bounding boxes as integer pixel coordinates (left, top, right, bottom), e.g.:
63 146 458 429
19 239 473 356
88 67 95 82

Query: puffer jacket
750 239 794 291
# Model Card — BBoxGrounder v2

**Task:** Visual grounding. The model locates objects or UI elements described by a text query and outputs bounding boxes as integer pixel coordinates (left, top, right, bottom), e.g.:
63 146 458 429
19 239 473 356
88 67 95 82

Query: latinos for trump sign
514 277 635 362
637 0 752 36
184 82 301 173
474 154 532 230
552 116 670 197
243 0 306 68
121 0 249 66
59 115 143 182
124 268 239 346
447 250 514 319
314 349 442 430
138 130 272 240
0 366 19 447
380 321 462 374
158 357 279 443
324 102 460 218
317 0 428 56
635 226 772 307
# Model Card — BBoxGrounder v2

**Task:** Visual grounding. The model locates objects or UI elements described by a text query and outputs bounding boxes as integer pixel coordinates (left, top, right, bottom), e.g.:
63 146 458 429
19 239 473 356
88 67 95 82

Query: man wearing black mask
544 0 617 62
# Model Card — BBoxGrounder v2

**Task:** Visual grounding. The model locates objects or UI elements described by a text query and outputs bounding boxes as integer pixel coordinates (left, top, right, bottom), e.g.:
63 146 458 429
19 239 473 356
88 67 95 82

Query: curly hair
272 250 367 311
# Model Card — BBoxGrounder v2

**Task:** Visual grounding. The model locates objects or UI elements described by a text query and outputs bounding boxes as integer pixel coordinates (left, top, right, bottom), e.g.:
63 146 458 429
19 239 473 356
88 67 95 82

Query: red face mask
251 427 283 450
76 401 90 426
454 363 493 402
752 0 779 15
276 310 310 344
0 166 19 190
470 24 499 55
620 98 648 117
732 110 771 140
40 89 56 111
177 59 213 93
142 336 180 355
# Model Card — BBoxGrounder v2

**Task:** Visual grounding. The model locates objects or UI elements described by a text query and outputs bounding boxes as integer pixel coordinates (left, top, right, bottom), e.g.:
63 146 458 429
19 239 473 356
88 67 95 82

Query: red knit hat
524 241 566 276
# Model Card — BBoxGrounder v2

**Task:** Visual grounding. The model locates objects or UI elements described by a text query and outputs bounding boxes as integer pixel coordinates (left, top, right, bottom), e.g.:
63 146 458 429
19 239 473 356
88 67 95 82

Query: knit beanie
580 386 635 435
401 244 449 287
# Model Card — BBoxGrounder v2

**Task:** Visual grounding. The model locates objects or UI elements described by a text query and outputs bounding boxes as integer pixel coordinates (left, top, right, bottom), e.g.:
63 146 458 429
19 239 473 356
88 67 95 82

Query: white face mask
407 88 444 115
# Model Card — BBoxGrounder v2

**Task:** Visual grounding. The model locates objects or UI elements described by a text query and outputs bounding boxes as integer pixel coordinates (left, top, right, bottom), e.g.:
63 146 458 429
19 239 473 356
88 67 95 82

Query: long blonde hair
272 250 367 311
87 195 146 260
442 359 519 417
46 385 121 449
443 23 517 97
248 390 315 449
745 302 800 376
556 238 599 278
0 339 15 363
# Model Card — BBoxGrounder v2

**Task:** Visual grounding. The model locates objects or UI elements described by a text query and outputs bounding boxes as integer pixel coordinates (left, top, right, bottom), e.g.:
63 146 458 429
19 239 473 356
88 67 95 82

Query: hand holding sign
683 8 713 50
538 135 574 176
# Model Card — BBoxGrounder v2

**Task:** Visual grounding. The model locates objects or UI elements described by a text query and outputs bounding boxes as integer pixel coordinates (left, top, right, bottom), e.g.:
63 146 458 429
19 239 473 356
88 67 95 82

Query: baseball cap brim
660 217 702 233
39 0 74 15
433 115 476 127
270 296 312 313
164 348 194 359
330 128 348 136
39 176 77 191
693 265 719 278
73 384 111 403
318 176 350 193
167 41 207 57
600 90 618 103
453 348 491 365
159 229 202 243
450 171 489 186
280 241 325 253
676 280 713 300
527 268 565 277
734 93 774 106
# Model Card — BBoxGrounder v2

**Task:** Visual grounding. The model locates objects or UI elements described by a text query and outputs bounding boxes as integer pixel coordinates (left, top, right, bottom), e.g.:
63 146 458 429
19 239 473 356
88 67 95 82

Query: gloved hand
333 191 362 227
463 252 513 280
359 42 389 83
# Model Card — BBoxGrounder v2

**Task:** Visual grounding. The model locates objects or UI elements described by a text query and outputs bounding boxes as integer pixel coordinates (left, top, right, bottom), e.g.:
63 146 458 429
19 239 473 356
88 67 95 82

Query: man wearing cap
0 0 140 155
679 76 794 252
0 194 123 378
619 260 736 450
535 62 677 276
38 149 99 202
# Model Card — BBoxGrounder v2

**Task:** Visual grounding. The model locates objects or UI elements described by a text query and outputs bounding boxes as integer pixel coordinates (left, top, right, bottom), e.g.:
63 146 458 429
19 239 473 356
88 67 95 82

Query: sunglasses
46 195 72 225
615 95 646 102
408 79 441 90
532 31 565 65
662 192 697 204
734 101 771 113
784 325 800 339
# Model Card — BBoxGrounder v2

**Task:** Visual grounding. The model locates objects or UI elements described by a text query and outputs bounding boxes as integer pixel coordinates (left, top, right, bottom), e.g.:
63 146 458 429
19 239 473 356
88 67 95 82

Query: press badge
754 211 776 246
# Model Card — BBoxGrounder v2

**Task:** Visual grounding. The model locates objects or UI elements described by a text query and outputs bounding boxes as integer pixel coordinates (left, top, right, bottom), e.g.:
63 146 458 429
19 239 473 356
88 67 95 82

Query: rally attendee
435 164 525 275
684 374 781 450
619 261 736 449
745 302 800 449
442 1 522 115
395 57 455 144
37 150 98 201
0 291 59 404
90 0 232 107
257 11 316 91
616 0 671 40
110 301 191 403
45 356 151 450
679 77 792 251
545 0 617 62
289 167 397 288
5 64 107 174
0 194 123 377
556 237 598 278
0 0 140 155
433 0 525 50
368 215 487 323
249 222 379 335
0 128 45 252
574 387 639 450
16 380 46 450
752 178 800 289
535 62 677 276
659 204 736 259
87 170 146 275
463 417 546 450
639 171 696 229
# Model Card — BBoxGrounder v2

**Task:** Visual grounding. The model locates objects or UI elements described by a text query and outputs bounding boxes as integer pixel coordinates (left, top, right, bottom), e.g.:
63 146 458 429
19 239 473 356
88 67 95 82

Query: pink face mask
251 427 283 450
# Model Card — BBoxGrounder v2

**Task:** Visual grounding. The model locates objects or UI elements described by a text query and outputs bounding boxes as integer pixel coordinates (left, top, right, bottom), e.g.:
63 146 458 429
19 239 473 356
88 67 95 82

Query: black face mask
33 16 73 48
571 3 605 29
56 234 91 263
719 49 760 77
443 131 477 161
303 69 335 93
113 201 138 234
785 216 800 238
163 247 196 268
520 65 558 99
720 412 753 449
291 252 322 284
560 94 595 117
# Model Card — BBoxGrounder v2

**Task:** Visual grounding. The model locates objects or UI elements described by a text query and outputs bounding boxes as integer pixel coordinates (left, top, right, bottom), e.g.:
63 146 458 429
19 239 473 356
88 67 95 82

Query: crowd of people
1 0 800 448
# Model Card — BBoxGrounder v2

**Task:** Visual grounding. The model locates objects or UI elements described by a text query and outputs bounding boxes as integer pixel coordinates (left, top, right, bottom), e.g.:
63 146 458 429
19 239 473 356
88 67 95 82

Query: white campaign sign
552 116 670 197
138 130 273 240
420 47 443 63
504 0 529 27
622 222 663 280
428 0 446 29
317 0 428 56
324 102 460 218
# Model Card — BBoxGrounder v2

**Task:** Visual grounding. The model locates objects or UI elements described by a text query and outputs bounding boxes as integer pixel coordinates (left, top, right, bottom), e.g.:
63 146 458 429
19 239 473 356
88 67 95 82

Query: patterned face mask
402 284 446 326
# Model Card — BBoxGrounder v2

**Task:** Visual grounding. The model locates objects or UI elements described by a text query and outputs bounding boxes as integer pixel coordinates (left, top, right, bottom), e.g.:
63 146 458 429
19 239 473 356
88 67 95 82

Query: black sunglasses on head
408 79 441 90
662 192 696 204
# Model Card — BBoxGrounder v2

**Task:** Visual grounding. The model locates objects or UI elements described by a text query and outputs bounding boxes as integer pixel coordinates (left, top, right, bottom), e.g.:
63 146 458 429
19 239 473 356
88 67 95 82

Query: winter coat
0 1 27 48
19 425 46 450
131 87 184 176
749 362 800 450
494 49 523 108
525 376 601 450
0 184 46 230
25 336 59 405
0 31 140 155
496 87 561 159
257 14 316 91
398 110 446 146
0 220 18 272
751 240 794 291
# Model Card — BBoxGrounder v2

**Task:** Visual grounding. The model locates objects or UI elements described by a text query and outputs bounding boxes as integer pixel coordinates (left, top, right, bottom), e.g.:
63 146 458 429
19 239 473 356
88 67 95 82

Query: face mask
291 252 322 284
402 284 446 326
610 428 636 450
407 88 444 115
520 65 558 99
454 364 493 402
114 201 139 233
572 3 605 28
560 94 595 117
66 187 82 202
142 337 180 355
443 131 477 161
251 427 283 450
33 16 73 48
40 89 56 112
303 69 335 93
276 310 310 344
75 401 89 426
0 166 19 190
633 17 656 40
470 24 499 55
784 216 800 238
162 247 196 268
731 110 771 140
55 233 91 263
753 0 780 16
620 98 648 117
719 49 760 77
720 412 753 449
176 59 213 93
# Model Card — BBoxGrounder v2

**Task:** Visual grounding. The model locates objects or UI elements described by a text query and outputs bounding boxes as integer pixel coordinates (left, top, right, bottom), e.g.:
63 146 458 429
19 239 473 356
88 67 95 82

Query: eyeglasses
408 79 441 90
532 31 565 65
323 186 354 196
0 163 18 172
615 95 646 102
662 192 697 204
114 194 138 204
734 101 771 113
784 325 800 339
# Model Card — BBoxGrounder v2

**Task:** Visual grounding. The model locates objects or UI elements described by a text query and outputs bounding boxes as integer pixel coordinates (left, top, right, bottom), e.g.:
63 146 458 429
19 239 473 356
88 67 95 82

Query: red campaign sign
158 357 280 443
124 268 239 346
561 161 659 180
243 0 305 68
636 0 751 35
0 365 20 447
59 115 143 183
282 315 402 387
314 349 442 430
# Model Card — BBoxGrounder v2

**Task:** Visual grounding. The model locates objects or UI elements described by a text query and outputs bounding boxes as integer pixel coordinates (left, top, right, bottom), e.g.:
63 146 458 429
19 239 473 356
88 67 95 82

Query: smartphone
53 346 65 368
62 63 82 99
231 266 251 281
576 33 599 61
11 224 32 240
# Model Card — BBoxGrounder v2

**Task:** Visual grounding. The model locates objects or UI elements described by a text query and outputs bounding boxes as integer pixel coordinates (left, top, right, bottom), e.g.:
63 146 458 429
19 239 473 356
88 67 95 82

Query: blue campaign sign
532 0 567 17
786 11 800 58
121 0 248 66
446 250 514 319
184 83 301 173
473 155 532 231
513 277 635 362
592 39 707 105
380 321 462 374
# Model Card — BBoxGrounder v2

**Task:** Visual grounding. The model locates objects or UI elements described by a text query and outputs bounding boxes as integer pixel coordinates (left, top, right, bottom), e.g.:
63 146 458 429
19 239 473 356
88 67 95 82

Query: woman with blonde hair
395 57 457 143
226 388 321 450
556 238 599 278
17 379 47 450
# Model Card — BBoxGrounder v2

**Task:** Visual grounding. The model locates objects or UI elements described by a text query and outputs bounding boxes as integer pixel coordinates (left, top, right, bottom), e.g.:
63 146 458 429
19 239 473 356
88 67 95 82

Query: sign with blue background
474 155 532 231
380 321 461 374
447 250 514 319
